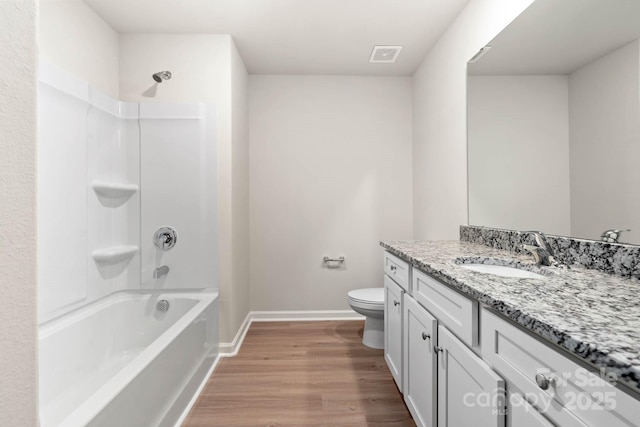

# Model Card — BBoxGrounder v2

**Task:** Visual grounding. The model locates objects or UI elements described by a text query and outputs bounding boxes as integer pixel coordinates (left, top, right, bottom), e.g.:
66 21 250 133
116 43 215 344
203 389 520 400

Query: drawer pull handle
422 332 430 340
393 300 400 306
390 265 397 272
535 373 556 390
434 346 443 353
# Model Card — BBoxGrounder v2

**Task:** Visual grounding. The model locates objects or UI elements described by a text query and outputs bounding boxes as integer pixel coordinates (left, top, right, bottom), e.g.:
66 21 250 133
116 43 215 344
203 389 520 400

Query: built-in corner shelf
91 181 138 200
92 245 139 264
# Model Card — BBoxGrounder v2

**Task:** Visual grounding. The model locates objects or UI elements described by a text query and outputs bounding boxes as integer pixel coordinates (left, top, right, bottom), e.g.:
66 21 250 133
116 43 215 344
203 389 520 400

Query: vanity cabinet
382 244 640 427
384 251 411 292
482 309 637 427
437 325 505 427
384 274 404 391
413 268 478 348
400 266 505 427
383 251 411 392
403 295 438 427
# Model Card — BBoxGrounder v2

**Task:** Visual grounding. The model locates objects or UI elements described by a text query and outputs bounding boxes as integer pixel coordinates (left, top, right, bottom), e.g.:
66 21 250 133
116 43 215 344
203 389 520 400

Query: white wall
569 40 640 243
39 0 119 98
226 42 250 341
120 34 249 343
0 1 38 424
468 75 571 235
249 75 413 311
412 0 535 240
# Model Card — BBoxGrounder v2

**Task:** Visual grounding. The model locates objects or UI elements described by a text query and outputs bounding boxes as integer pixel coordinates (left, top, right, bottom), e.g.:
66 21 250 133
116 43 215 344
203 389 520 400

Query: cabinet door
438 325 505 427
403 295 438 427
384 275 404 391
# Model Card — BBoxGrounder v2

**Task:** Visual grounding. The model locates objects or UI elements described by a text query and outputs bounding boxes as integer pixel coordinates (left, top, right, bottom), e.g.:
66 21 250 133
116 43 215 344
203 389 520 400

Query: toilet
347 288 385 349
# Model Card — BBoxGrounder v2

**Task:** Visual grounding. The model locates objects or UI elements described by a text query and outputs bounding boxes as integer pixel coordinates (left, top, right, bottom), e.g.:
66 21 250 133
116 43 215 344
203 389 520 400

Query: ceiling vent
369 45 403 63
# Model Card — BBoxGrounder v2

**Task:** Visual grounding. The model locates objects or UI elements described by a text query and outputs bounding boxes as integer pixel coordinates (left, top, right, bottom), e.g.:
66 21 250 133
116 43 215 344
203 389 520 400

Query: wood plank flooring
183 321 416 427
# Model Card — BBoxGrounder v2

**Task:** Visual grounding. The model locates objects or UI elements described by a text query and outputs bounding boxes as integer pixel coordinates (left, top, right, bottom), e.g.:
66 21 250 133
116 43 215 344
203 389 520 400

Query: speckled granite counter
380 240 640 394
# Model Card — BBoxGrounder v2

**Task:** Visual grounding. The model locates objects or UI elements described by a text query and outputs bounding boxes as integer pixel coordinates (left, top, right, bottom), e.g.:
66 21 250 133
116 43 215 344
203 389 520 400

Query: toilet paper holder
323 256 345 267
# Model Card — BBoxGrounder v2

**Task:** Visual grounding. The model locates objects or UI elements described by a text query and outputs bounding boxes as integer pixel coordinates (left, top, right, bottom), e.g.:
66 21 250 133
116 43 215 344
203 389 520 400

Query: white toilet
347 288 385 349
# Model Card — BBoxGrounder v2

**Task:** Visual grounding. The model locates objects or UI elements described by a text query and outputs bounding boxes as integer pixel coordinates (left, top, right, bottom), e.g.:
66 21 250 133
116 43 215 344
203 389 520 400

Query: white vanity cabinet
403 294 438 427
437 325 505 427
382 247 640 427
482 309 638 427
400 267 505 427
383 251 411 392
385 275 404 391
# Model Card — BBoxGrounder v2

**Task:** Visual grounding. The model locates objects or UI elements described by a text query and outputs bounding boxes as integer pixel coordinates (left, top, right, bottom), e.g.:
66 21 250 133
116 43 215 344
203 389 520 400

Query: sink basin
458 263 546 279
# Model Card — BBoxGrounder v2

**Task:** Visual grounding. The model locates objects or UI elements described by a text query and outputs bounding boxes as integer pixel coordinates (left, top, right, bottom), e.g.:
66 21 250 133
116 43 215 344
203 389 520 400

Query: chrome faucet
520 231 559 267
153 265 170 279
600 229 630 244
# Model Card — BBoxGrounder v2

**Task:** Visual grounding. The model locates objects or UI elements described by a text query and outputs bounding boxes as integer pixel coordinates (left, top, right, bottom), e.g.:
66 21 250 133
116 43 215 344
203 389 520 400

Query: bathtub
39 290 219 427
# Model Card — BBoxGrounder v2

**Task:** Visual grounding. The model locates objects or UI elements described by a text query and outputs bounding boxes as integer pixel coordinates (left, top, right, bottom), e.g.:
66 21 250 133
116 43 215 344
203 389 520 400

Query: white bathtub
39 290 219 427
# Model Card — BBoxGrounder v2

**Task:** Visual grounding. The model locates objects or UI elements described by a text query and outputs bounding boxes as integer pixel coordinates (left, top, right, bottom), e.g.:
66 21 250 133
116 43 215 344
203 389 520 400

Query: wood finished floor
183 321 416 427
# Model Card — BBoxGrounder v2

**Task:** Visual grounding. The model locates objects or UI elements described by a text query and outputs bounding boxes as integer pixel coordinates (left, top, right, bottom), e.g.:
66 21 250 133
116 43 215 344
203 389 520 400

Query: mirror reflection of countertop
380 239 640 394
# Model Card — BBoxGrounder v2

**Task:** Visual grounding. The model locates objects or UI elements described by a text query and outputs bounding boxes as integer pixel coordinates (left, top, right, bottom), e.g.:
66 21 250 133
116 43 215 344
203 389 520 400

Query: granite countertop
380 240 640 394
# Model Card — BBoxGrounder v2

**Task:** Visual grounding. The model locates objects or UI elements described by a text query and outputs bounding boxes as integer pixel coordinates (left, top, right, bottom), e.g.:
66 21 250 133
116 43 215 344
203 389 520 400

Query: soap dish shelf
91 181 138 199
92 245 139 264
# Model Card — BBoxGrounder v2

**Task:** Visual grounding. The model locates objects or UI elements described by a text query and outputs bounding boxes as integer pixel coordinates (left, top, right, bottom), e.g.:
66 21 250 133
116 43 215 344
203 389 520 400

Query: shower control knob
154 226 178 250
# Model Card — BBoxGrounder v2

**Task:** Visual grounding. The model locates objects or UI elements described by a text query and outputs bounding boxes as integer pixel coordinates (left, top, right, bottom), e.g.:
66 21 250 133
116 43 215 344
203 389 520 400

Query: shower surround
37 62 219 426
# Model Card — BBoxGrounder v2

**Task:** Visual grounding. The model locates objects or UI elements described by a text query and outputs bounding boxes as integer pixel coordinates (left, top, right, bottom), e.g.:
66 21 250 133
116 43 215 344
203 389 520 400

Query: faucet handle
154 226 178 250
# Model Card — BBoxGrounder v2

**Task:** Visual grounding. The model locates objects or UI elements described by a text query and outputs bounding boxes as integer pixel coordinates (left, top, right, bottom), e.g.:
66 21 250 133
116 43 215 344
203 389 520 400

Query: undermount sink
457 262 546 279
455 258 547 279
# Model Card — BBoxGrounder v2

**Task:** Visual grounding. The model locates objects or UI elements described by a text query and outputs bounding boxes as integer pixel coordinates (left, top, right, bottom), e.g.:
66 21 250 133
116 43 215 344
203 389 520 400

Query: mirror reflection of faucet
153 265 170 279
600 229 630 244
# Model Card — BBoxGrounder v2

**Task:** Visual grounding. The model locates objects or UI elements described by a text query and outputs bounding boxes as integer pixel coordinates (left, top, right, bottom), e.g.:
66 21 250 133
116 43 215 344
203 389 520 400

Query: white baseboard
218 310 364 357
218 311 252 357
251 310 364 322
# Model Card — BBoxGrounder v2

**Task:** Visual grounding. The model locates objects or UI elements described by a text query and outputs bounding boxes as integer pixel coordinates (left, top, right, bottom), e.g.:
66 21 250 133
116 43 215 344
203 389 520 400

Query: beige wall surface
249 75 413 311
0 0 39 425
468 75 571 235
39 0 119 98
569 40 640 243
412 0 535 240
225 40 250 342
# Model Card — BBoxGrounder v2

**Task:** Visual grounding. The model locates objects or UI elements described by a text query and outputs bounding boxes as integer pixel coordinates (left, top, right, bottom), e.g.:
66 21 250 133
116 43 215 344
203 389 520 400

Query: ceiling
469 0 640 75
82 0 471 76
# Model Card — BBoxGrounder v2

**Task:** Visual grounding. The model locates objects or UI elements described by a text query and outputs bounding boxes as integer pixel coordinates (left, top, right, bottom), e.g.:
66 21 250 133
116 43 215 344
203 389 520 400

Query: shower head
152 71 172 83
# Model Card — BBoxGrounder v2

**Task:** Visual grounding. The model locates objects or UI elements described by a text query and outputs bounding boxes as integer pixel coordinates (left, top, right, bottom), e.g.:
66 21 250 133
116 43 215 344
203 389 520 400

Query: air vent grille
369 45 403 63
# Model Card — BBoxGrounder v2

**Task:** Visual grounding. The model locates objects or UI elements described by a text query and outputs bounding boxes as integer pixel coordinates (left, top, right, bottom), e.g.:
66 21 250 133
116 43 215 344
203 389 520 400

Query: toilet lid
348 288 384 304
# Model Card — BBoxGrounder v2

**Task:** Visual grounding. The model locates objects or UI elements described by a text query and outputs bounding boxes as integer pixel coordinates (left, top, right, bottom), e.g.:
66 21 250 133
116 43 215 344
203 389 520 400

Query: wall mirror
467 0 640 245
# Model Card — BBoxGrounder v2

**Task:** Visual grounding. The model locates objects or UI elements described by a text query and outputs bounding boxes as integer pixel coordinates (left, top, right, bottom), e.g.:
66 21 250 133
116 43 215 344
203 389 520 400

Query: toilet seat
348 288 384 310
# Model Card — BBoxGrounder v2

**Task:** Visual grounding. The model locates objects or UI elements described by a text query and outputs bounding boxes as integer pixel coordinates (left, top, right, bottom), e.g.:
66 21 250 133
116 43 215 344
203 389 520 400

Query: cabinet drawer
383 251 410 292
412 268 478 347
482 309 638 427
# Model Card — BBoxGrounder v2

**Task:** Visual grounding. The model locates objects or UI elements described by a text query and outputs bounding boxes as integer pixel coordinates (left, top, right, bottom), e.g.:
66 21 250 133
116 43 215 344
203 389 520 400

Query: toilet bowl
347 288 385 349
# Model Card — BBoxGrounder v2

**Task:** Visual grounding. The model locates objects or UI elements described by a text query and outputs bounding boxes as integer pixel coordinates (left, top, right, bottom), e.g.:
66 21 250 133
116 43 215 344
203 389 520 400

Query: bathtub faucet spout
153 265 170 279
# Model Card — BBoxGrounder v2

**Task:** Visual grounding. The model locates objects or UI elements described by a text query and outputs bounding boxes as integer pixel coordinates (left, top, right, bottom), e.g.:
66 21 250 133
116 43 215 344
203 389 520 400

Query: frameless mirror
467 0 640 245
